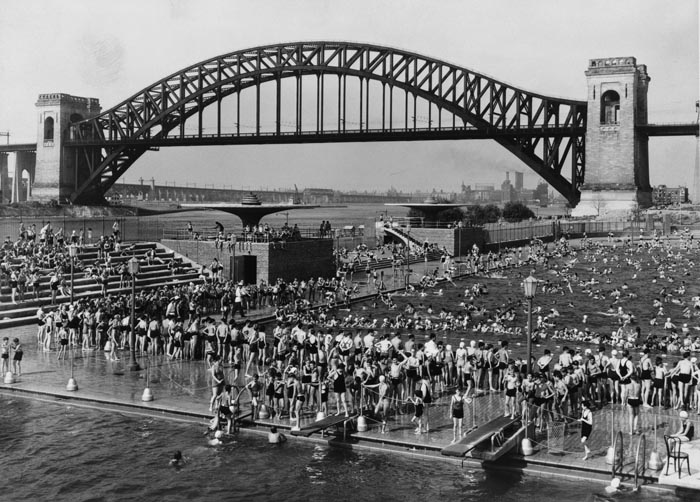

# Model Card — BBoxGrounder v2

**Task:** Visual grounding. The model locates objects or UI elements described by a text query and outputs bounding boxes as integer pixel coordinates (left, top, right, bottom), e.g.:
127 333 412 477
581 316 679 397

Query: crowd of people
188 220 307 247
204 230 700 444
8 217 700 451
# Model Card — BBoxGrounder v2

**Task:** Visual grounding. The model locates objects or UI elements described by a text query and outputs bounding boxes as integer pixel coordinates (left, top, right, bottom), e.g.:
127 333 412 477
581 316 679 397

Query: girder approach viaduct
2 41 697 212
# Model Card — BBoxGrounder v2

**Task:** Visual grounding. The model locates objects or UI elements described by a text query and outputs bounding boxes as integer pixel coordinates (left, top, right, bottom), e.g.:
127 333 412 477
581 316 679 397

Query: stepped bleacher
355 227 444 271
0 242 202 329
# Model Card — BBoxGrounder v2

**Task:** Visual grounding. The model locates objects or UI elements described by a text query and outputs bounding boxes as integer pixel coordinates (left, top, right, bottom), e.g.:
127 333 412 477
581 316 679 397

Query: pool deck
1 324 696 494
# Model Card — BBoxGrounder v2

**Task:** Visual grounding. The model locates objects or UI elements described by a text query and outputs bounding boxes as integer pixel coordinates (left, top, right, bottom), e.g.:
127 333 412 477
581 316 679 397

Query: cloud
78 33 125 88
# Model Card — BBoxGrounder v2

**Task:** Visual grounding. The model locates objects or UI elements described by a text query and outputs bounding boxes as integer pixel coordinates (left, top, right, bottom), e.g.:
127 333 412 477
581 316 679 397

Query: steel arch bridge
66 41 587 204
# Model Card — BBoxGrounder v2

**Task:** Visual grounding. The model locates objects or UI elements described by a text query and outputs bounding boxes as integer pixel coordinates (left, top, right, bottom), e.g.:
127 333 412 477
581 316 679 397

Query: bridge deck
0 143 37 153
64 126 586 148
638 123 699 137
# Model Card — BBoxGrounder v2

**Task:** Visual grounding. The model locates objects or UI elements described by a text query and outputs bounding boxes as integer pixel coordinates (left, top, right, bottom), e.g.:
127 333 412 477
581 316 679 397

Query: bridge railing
67 124 580 146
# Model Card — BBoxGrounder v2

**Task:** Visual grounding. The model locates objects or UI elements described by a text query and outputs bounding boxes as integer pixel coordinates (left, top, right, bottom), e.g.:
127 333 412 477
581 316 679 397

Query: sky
0 0 697 194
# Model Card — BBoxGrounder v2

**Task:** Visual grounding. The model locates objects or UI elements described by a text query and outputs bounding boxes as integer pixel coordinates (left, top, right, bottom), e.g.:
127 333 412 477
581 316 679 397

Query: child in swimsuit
410 389 424 434
1 337 9 375
11 338 22 376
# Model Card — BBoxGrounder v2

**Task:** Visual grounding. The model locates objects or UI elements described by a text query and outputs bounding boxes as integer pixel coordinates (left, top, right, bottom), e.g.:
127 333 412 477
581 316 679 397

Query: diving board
291 413 359 437
441 416 518 457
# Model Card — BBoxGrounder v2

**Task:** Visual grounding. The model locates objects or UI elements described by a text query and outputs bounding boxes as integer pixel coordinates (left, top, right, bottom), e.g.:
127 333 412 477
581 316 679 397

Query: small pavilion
181 192 319 228
384 196 470 223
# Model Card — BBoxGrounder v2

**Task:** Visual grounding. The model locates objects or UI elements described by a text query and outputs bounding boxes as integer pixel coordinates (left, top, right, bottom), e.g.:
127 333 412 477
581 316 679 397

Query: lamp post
523 273 538 375
457 223 462 265
404 225 411 290
128 256 140 372
335 229 340 272
65 243 79 390
65 245 79 391
68 244 78 306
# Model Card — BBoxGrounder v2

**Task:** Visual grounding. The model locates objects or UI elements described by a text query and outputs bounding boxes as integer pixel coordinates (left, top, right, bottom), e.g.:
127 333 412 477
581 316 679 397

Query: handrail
611 431 624 480
635 434 646 489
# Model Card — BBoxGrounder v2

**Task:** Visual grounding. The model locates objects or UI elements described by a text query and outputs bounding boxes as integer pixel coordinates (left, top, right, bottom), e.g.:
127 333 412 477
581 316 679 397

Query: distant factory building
652 185 688 205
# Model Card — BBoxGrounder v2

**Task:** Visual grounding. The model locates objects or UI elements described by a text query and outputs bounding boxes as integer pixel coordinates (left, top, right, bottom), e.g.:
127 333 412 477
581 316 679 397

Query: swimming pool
0 394 691 502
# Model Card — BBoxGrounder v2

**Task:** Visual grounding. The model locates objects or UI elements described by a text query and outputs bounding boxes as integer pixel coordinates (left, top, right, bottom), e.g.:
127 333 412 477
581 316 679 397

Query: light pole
66 244 79 391
128 256 140 372
404 225 411 290
457 224 462 265
335 229 340 272
523 273 538 375
68 244 77 306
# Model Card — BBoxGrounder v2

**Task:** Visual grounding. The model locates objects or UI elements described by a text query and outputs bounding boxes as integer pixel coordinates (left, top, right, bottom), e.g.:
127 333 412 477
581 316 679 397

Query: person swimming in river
169 450 186 467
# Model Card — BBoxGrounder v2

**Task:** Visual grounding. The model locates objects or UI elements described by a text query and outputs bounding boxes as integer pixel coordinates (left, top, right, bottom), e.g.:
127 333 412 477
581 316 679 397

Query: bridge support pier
572 57 651 218
33 93 100 203
0 154 8 204
6 151 35 203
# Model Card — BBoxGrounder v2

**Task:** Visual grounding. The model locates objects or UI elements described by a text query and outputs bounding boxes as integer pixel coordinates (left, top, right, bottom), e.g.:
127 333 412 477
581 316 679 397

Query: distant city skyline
116 169 545 195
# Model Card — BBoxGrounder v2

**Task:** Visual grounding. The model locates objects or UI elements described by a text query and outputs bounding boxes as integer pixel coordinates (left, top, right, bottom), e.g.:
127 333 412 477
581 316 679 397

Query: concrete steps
0 242 203 329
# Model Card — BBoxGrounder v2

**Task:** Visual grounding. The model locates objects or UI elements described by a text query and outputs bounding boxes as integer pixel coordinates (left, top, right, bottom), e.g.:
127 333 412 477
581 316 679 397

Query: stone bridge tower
33 94 101 202
573 57 651 217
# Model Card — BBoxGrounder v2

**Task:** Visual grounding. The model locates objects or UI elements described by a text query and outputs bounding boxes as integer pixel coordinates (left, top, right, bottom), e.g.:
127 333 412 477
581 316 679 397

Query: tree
533 182 549 205
465 204 502 225
592 193 606 217
407 207 465 224
502 201 536 222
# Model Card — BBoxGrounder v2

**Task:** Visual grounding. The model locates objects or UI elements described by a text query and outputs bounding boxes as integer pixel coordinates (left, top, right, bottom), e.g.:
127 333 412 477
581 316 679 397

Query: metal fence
529 404 700 477
0 215 367 244
483 220 556 245
0 211 681 252
559 220 633 238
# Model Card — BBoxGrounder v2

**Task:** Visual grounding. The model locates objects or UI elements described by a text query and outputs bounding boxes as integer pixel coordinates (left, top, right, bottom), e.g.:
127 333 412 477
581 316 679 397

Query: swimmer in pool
268 426 287 444
169 451 185 467
208 430 224 446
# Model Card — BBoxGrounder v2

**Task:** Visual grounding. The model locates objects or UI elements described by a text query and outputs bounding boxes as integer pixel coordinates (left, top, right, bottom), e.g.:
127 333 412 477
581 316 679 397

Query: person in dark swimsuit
329 363 348 416
245 374 262 419
626 374 642 434
451 387 466 442
11 338 22 376
1 337 9 375
673 410 695 442
410 389 424 434
579 400 593 460
209 357 225 412
419 374 433 432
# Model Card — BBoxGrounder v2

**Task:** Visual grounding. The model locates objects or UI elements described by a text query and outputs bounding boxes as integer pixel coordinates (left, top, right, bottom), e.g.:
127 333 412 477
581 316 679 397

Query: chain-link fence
527 403 700 475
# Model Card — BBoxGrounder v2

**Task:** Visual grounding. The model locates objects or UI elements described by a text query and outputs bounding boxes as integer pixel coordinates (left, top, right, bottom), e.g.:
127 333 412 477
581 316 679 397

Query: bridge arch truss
67 41 586 204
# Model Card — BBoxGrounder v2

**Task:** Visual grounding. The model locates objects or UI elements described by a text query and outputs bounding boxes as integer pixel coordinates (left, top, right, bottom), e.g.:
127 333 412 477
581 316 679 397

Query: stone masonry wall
409 228 487 256
584 58 649 190
161 238 334 283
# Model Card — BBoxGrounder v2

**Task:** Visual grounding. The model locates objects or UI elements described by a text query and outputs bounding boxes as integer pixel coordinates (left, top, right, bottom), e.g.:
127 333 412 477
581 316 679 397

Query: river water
0 394 692 502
